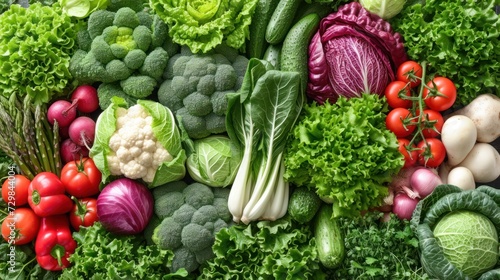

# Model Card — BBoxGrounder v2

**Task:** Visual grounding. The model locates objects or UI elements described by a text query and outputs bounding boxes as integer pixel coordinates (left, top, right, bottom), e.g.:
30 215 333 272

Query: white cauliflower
107 104 172 183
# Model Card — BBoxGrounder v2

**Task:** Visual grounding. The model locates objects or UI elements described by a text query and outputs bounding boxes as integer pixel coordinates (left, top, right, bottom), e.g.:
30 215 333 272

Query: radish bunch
47 85 99 163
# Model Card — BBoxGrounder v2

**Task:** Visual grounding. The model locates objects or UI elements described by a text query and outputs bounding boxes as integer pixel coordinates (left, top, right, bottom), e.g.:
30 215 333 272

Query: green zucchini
247 0 280 59
265 0 302 45
314 204 345 269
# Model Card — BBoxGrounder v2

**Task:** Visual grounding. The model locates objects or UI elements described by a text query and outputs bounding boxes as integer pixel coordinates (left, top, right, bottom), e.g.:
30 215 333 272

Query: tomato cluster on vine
385 61 457 168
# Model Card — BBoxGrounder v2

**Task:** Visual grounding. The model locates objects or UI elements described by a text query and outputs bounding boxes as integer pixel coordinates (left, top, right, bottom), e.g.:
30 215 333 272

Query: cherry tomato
397 138 418 168
2 174 31 206
423 77 457 111
397 61 423 88
419 109 444 138
386 108 416 138
69 197 98 231
384 81 413 109
1 207 40 245
417 138 446 168
60 158 101 198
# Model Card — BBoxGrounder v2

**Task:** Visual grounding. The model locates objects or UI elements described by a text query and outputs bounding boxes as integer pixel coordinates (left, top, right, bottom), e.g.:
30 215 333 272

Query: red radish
47 100 77 127
69 116 96 148
392 192 420 220
70 85 99 113
60 138 89 164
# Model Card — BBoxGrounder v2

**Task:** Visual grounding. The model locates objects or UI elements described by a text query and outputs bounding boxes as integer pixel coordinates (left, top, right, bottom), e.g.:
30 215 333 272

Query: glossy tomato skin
417 138 446 168
423 77 456 111
2 174 30 206
397 138 418 168
386 108 416 138
60 158 101 198
384 81 413 109
397 61 423 88
1 207 40 245
69 197 98 231
420 109 444 138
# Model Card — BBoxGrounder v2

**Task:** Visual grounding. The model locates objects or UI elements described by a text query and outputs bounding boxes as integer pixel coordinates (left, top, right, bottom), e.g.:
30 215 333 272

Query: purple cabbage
307 2 407 104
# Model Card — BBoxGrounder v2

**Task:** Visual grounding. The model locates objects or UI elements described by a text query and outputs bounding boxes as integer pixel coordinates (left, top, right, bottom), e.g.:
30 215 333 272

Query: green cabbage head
149 0 259 53
186 135 241 188
434 210 498 279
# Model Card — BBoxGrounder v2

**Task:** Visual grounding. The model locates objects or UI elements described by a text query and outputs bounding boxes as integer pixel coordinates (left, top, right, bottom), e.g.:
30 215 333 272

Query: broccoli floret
120 75 157 98
151 181 233 273
153 217 183 250
183 92 212 117
106 59 131 81
113 7 140 29
172 204 197 227
70 7 177 105
133 25 152 52
97 83 137 110
87 10 115 39
77 29 92 52
140 47 169 81
192 205 219 225
123 49 147 70
154 191 184 219
183 183 214 209
172 247 198 274
181 224 214 252
107 0 147 12
157 48 248 139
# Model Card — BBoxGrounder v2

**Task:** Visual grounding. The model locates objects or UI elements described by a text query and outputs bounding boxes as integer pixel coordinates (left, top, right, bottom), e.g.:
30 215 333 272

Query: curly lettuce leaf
201 215 326 279
149 0 259 53
0 3 78 104
59 222 188 279
284 94 404 217
390 0 500 106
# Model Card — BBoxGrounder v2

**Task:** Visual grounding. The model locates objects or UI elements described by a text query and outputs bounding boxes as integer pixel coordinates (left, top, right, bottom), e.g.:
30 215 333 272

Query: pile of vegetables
0 0 500 279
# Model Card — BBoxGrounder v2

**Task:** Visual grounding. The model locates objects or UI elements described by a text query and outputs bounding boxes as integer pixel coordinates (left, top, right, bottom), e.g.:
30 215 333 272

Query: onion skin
409 168 442 199
97 178 153 235
392 192 419 220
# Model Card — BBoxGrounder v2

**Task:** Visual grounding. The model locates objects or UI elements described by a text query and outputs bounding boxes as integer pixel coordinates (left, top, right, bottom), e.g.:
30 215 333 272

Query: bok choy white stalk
226 58 304 224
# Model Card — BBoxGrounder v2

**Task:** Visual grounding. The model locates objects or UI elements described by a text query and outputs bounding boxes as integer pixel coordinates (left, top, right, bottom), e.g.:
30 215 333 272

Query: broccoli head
157 45 249 139
69 7 180 109
152 181 233 273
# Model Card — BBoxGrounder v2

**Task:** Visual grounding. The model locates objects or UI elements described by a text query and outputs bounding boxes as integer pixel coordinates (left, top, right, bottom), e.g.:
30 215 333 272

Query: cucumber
247 0 280 59
265 0 302 45
314 204 345 269
287 187 322 223
292 2 333 24
280 13 320 92
262 44 282 69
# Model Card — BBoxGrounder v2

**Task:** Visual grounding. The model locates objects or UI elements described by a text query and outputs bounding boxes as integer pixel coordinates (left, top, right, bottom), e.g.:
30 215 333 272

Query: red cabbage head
307 2 407 103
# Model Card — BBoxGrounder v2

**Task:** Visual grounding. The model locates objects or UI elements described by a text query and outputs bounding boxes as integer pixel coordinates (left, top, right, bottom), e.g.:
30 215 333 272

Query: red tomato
423 77 457 111
386 108 416 138
69 197 98 231
60 158 101 198
397 61 423 88
419 109 444 138
384 81 413 109
397 138 418 168
2 174 30 206
417 138 446 168
1 207 40 245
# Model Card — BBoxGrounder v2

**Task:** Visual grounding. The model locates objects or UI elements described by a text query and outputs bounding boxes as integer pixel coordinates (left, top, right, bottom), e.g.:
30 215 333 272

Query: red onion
392 192 419 220
97 178 153 235
410 168 442 199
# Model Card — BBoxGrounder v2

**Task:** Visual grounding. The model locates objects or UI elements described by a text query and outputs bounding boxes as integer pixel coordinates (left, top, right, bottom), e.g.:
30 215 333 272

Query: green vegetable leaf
59 0 110 18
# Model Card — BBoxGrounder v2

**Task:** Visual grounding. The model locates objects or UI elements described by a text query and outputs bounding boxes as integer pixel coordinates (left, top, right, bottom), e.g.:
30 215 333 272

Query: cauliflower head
90 98 186 188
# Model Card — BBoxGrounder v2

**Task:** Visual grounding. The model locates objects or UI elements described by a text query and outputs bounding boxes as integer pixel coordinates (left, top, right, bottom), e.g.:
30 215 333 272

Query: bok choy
226 58 304 224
